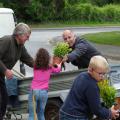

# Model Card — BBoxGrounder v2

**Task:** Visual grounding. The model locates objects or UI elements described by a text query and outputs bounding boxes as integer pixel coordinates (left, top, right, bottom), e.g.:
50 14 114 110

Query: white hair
13 22 31 36
89 55 109 71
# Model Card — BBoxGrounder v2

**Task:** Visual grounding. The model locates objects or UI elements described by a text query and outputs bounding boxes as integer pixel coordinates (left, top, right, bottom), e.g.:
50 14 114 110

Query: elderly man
60 55 119 120
62 30 101 69
0 23 34 119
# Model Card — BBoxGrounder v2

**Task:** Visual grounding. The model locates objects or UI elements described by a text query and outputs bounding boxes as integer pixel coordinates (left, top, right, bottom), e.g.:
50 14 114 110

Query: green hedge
0 3 3 7
62 3 120 22
2 1 120 23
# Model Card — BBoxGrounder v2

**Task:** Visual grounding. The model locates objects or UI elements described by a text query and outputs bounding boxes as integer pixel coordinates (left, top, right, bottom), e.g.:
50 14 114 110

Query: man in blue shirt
60 55 119 120
62 30 101 69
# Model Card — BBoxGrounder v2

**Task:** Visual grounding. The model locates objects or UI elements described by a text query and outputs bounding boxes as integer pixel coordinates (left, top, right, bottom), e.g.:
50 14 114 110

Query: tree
2 0 30 21
54 0 65 20
90 0 120 6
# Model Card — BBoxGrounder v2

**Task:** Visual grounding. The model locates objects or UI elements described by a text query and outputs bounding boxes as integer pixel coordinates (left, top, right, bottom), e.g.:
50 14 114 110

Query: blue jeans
5 76 18 96
59 110 88 120
28 90 48 120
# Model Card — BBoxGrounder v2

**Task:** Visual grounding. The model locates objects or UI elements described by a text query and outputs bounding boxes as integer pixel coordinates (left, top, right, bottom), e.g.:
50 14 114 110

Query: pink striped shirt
31 66 61 90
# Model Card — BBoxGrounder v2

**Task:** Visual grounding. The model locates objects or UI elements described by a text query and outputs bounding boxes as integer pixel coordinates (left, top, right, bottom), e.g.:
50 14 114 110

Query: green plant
98 80 116 108
53 42 72 58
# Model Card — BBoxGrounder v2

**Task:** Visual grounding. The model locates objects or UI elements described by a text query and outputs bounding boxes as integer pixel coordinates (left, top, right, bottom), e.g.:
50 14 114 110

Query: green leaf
53 42 72 57
98 79 116 107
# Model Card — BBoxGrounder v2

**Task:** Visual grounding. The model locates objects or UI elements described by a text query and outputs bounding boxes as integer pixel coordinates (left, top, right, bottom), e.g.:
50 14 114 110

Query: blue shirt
61 72 111 119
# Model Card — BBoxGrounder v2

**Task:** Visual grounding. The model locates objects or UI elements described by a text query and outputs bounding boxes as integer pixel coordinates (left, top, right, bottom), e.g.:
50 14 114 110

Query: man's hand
62 55 68 62
61 62 66 71
111 105 119 119
5 69 13 79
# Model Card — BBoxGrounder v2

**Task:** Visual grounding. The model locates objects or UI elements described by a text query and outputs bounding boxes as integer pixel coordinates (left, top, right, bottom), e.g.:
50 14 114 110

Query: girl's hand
56 62 66 70
53 62 62 68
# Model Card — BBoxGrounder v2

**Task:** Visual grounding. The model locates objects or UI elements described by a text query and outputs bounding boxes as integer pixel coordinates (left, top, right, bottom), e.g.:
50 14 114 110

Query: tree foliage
68 0 88 4
1 0 120 22
1 0 65 22
90 0 120 6
0 2 3 7
2 0 29 20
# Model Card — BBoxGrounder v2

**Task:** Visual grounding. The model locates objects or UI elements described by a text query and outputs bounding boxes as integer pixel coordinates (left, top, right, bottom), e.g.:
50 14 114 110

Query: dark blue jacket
68 37 101 69
61 72 111 119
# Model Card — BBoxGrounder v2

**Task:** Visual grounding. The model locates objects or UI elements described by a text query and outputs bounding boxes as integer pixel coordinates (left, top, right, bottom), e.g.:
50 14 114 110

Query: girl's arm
51 63 61 73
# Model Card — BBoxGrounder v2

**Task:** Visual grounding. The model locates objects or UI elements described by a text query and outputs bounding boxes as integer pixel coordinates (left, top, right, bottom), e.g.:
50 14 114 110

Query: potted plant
92 78 120 120
52 42 72 65
98 79 117 108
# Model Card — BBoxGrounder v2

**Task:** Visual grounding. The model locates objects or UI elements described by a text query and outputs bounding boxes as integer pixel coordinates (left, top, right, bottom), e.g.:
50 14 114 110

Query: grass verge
81 31 120 46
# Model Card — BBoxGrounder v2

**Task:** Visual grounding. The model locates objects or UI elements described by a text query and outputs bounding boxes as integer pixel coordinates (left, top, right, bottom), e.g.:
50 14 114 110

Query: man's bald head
63 30 73 35
62 30 76 47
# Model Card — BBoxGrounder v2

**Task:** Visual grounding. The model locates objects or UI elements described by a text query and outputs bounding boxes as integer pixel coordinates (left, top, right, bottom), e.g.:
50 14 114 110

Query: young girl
28 48 61 120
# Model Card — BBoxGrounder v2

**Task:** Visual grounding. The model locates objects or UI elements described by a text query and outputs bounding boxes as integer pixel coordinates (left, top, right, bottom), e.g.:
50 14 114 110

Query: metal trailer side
6 69 85 120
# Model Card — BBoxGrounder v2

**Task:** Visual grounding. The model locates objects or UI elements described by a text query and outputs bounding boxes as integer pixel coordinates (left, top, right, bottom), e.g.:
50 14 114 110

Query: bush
63 3 120 23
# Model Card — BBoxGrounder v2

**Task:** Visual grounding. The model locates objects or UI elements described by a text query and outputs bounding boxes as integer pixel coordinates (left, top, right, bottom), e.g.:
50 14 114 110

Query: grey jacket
68 37 101 69
0 35 33 77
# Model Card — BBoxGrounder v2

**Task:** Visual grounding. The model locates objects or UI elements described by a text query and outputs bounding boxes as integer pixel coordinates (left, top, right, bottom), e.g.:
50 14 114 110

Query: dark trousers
0 77 8 120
